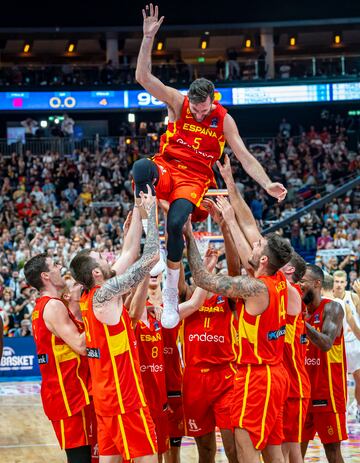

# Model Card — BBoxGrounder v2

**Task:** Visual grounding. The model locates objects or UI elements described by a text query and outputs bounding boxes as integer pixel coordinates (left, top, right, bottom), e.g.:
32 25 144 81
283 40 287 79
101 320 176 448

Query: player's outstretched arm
223 114 287 202
184 220 267 300
217 154 262 245
112 207 142 276
136 3 184 110
305 300 344 352
129 275 150 324
93 200 159 310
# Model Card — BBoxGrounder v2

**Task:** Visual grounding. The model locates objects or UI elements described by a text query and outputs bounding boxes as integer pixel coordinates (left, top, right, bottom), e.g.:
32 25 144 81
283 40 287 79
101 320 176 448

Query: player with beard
280 253 311 463
24 254 93 463
202 154 301 462
70 189 160 463
299 265 347 463
133 3 287 330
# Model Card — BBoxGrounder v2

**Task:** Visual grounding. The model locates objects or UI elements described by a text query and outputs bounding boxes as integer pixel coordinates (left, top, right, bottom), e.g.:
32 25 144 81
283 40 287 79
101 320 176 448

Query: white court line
0 443 57 449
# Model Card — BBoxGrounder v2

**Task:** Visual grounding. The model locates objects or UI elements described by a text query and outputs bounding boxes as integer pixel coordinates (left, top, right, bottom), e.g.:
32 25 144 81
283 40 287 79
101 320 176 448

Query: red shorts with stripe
283 397 310 443
302 410 348 444
231 363 289 450
153 156 211 221
96 407 158 459
52 402 95 450
183 365 235 437
152 410 170 455
167 396 185 438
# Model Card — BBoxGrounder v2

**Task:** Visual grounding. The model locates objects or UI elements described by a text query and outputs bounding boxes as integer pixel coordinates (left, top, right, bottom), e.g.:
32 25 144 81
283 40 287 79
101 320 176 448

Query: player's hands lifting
216 154 234 184
265 182 287 202
203 246 218 273
216 196 236 224
142 4 165 38
202 198 223 226
139 184 156 213
182 216 193 238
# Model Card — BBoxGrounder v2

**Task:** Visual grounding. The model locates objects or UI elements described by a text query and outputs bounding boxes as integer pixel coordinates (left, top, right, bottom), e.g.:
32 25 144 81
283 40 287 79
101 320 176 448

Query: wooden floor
0 382 359 463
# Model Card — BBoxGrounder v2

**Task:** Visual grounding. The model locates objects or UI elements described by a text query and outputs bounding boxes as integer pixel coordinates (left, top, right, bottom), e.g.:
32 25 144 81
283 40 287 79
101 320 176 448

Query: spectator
61 113 75 137
226 48 240 80
20 118 38 139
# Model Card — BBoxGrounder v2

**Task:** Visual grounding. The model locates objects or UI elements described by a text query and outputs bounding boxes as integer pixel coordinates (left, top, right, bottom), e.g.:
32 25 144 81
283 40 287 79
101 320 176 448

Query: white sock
165 267 180 291
142 219 148 235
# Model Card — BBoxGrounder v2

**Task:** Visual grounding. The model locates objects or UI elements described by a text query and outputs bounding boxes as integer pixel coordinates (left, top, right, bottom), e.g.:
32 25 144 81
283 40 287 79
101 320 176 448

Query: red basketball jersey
237 272 288 365
181 294 238 370
157 97 227 182
305 298 347 413
162 324 183 394
79 287 148 416
135 312 168 415
32 296 91 421
283 284 311 398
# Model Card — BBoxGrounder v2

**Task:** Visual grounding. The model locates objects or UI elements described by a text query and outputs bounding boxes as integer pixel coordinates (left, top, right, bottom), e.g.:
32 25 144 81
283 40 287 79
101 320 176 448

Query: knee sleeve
132 158 159 197
65 445 91 463
167 199 194 262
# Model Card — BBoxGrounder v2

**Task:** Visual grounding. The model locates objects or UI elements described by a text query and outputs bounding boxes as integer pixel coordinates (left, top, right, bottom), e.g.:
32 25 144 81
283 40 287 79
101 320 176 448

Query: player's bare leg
235 428 261 463
134 454 158 463
194 431 216 462
262 445 285 463
219 428 237 463
323 443 344 463
164 446 180 463
281 442 303 463
300 441 308 458
100 455 122 463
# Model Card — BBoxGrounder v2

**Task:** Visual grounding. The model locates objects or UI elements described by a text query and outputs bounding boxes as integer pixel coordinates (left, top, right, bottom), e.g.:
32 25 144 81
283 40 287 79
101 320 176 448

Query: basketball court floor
0 381 359 462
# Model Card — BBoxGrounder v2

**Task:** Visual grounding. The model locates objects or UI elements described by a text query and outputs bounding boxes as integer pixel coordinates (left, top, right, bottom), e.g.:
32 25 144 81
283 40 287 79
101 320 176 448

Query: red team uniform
153 96 227 219
162 324 185 439
135 308 170 455
181 294 238 436
231 273 289 450
282 284 311 443
79 288 158 460
303 298 348 444
32 296 93 450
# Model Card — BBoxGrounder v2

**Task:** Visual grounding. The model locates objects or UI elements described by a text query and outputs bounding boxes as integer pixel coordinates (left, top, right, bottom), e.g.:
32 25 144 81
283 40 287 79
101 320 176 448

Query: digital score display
0 82 358 111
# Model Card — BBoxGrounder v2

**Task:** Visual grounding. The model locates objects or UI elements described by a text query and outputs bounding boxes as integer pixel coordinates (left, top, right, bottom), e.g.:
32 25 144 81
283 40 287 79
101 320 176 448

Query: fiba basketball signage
0 337 40 378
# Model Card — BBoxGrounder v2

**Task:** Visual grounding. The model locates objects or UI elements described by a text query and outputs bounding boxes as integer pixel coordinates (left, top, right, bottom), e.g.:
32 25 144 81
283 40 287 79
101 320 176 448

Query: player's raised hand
139 184 156 213
142 4 165 38
216 154 233 184
216 196 236 223
265 182 287 202
203 246 218 273
202 198 222 225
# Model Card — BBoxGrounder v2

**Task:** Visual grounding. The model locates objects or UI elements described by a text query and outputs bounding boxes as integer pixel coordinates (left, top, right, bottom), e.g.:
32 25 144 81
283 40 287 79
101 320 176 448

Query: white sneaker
150 248 167 277
161 288 180 329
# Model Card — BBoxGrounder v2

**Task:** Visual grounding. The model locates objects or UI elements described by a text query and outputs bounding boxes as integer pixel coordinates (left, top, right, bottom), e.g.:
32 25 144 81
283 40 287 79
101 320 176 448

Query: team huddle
21 4 357 463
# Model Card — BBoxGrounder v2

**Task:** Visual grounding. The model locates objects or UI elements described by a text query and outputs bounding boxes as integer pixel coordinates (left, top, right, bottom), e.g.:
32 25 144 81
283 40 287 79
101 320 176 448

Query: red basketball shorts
283 397 310 443
231 363 289 450
183 365 236 437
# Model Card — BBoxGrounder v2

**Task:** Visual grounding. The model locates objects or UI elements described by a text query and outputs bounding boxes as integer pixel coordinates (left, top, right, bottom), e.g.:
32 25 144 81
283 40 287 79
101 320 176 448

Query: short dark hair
323 273 334 291
188 78 215 103
70 249 98 290
289 252 307 283
306 264 324 284
264 233 292 274
24 253 49 291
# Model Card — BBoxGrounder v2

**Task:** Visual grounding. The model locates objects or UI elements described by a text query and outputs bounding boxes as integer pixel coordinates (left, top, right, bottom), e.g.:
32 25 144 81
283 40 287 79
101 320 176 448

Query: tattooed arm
93 202 159 324
184 225 269 313
306 301 344 352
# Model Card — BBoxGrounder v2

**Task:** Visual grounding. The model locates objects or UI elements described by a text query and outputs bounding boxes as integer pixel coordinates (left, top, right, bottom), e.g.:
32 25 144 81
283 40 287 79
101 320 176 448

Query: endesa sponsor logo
188 333 225 343
305 357 321 366
140 363 163 373
267 325 286 341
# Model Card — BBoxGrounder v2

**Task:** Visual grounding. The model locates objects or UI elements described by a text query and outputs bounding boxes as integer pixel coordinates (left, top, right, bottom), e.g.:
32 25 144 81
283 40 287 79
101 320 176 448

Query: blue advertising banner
0 337 40 378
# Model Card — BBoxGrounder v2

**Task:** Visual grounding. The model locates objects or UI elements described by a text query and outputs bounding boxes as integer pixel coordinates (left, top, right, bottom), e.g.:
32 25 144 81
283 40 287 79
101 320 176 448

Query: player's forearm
226 219 253 271
179 287 207 320
136 36 155 83
237 150 272 190
226 180 260 238
129 276 149 323
305 323 333 352
221 223 241 276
